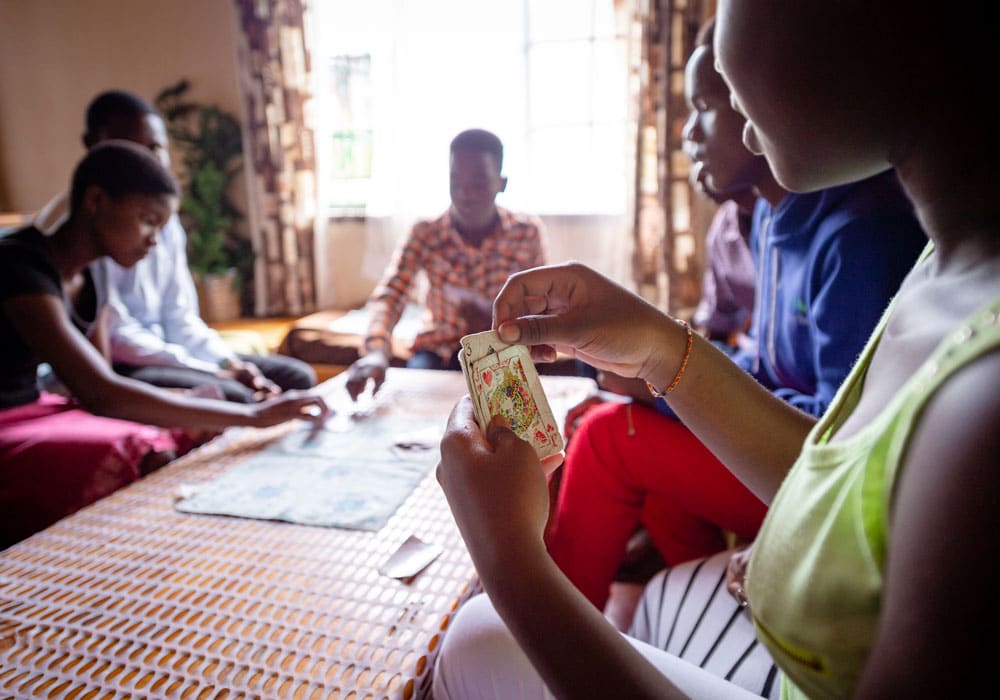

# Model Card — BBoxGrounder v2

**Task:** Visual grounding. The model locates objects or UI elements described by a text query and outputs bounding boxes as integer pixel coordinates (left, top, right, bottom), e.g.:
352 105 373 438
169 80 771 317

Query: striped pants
433 550 780 699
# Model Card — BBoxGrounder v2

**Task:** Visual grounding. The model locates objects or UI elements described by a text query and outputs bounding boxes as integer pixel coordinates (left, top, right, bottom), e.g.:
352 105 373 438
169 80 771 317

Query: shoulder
793 174 925 266
707 201 745 244
808 211 926 276
905 300 1000 472
0 228 60 298
813 172 921 238
163 215 188 243
0 227 46 262
899 345 1000 516
498 208 545 236
934 347 1000 420
407 211 450 241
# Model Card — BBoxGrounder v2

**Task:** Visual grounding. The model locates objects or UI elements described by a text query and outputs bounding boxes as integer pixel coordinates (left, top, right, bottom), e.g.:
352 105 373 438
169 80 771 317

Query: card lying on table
458 330 564 460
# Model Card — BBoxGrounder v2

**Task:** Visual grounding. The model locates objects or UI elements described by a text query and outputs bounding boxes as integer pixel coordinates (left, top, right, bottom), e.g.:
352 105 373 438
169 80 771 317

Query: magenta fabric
0 393 180 547
546 401 767 610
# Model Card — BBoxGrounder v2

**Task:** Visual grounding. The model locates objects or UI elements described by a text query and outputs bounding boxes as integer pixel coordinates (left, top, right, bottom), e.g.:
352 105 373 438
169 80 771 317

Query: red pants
546 401 767 609
0 393 183 548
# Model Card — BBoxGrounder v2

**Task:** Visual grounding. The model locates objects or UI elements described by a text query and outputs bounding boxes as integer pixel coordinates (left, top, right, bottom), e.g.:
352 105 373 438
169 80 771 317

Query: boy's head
83 90 170 169
70 140 179 216
681 17 768 203
449 129 507 234
69 140 179 267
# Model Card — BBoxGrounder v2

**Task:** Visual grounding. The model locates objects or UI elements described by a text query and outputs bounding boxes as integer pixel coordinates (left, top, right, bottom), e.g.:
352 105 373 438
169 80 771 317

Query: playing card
460 329 511 424
460 330 511 366
468 344 564 459
457 348 476 407
379 534 442 581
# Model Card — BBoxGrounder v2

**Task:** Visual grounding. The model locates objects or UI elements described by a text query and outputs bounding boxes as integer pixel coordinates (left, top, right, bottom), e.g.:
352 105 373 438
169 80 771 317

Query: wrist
642 318 694 397
363 336 390 356
246 403 268 428
475 535 550 585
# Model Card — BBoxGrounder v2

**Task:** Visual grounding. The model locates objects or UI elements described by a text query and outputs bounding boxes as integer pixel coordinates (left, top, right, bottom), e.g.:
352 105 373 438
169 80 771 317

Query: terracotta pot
194 269 242 322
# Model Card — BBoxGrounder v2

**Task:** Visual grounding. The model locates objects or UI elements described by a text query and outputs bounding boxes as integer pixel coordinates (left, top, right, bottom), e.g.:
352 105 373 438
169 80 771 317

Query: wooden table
0 369 595 699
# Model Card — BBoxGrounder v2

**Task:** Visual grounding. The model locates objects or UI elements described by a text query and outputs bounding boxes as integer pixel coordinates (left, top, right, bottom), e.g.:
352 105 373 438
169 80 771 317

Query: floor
207 315 298 349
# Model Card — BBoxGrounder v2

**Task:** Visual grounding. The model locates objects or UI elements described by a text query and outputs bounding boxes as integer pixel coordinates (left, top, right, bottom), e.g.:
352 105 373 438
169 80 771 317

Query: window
524 0 629 214
311 0 629 219
325 54 372 217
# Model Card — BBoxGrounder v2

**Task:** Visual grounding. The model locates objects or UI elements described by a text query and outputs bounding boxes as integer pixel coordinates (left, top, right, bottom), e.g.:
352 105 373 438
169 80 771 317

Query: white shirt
35 193 236 373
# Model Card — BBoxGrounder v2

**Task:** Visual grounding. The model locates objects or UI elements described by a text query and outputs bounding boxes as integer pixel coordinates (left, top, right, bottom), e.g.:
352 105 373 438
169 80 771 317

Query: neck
46 217 100 280
731 190 758 215
753 172 788 209
893 119 1000 272
453 209 498 245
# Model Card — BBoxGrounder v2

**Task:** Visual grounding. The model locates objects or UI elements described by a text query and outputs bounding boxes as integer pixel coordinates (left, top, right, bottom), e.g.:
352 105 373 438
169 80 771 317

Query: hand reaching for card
345 348 390 401
444 283 493 334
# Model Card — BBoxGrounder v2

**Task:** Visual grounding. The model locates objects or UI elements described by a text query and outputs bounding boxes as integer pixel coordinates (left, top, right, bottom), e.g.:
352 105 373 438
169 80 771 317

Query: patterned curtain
233 0 318 317
630 0 711 316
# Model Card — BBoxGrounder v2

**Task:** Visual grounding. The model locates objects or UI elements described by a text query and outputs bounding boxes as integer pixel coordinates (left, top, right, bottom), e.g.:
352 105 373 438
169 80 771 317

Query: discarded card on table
379 534 442 581
458 330 564 460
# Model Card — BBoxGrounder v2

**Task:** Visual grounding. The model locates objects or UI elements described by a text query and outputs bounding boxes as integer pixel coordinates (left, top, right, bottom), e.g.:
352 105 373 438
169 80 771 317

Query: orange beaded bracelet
646 319 693 398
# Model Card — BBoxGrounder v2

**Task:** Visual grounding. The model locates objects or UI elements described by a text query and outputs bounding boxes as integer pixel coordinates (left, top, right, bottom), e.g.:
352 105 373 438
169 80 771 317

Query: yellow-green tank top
747 269 1000 698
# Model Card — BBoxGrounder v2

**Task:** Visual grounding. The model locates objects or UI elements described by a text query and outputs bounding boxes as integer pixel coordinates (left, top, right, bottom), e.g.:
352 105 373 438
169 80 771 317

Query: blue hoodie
659 169 926 419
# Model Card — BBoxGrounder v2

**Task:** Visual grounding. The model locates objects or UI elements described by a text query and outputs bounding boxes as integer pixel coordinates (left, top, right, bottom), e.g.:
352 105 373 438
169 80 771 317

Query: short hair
450 129 504 172
85 90 159 139
69 140 179 215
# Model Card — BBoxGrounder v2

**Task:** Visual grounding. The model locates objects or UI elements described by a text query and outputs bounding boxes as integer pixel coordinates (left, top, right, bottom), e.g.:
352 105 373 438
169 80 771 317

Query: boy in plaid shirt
346 129 546 400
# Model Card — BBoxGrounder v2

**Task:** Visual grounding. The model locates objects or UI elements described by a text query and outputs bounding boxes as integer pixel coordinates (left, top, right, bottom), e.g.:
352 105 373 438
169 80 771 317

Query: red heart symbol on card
481 370 493 386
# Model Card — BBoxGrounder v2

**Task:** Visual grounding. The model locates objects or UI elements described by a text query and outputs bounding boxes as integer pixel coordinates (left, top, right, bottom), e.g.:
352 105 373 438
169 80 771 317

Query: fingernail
497 322 520 343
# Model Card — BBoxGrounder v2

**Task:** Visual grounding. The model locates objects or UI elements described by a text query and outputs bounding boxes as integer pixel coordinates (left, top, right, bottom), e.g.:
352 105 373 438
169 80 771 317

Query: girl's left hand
251 390 331 428
437 397 552 578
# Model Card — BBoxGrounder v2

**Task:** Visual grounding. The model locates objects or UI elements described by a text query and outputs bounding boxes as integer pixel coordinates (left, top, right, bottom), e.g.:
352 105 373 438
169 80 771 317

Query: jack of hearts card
469 345 563 459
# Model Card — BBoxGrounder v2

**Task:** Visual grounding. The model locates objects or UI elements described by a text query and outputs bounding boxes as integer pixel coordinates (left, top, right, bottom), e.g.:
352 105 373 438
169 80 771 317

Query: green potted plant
155 79 252 321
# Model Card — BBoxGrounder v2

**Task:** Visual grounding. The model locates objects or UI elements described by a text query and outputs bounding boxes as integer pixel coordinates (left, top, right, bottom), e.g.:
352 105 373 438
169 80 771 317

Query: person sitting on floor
35 89 316 404
1 141 328 549
345 128 547 400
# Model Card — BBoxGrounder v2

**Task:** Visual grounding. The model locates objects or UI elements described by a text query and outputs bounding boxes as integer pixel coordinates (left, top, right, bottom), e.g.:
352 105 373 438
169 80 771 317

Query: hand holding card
458 331 564 460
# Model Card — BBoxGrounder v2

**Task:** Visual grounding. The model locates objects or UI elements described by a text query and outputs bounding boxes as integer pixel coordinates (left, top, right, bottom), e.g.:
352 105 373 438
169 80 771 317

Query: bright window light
310 0 628 218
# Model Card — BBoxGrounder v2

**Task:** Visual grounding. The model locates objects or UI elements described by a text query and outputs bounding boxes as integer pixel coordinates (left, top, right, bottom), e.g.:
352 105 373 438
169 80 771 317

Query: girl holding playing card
433 1 999 698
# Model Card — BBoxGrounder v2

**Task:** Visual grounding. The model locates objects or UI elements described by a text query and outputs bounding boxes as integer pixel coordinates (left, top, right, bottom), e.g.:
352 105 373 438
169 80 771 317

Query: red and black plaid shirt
366 207 546 359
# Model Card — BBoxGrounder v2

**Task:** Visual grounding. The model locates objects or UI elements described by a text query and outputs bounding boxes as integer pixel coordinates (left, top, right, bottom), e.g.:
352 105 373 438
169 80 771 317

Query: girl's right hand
492 262 675 383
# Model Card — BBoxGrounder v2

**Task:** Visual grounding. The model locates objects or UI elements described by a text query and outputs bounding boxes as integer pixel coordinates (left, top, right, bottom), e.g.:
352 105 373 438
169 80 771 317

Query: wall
0 1 712 316
0 0 244 215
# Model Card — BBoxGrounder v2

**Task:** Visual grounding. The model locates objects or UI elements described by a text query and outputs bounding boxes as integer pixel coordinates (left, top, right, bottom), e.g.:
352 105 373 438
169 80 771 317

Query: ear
498 176 508 193
80 185 109 216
